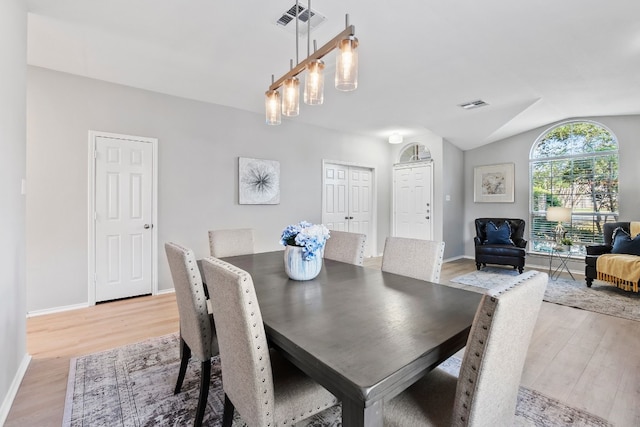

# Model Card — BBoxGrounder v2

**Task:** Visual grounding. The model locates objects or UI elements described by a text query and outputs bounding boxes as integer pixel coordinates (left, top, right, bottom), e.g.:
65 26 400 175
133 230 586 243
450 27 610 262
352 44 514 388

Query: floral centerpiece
280 221 330 280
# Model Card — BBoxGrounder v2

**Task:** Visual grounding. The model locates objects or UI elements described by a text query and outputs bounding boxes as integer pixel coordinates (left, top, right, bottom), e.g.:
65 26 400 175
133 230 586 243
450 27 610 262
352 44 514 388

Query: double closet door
393 162 433 241
322 163 373 256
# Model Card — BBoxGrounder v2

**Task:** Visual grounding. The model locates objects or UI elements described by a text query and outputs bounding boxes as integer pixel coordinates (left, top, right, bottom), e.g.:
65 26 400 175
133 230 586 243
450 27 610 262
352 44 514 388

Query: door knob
144 224 151 229
425 216 430 219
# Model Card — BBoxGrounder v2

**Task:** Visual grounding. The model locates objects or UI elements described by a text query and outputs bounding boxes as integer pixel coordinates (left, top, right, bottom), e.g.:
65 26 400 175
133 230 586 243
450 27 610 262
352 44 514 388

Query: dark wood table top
205 251 482 426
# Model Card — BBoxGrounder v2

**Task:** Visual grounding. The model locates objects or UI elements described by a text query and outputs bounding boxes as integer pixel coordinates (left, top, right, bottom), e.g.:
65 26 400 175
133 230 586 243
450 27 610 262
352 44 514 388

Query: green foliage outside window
530 121 619 252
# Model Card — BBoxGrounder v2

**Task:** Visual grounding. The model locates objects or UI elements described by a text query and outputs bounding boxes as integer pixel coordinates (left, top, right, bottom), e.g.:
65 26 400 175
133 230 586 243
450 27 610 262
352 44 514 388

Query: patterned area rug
63 333 611 426
450 267 640 322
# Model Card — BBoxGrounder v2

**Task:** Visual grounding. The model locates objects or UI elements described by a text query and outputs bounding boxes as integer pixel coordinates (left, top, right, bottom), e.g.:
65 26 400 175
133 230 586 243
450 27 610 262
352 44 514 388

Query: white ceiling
25 0 640 150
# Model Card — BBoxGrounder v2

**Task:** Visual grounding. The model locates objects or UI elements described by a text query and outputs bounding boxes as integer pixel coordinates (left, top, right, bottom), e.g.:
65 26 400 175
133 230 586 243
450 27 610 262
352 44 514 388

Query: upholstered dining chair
323 230 367 265
208 228 255 257
384 271 548 427
381 237 446 282
201 257 339 427
165 242 218 427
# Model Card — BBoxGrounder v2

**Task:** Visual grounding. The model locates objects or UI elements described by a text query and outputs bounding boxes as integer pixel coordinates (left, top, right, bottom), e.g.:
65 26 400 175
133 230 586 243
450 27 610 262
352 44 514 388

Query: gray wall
442 140 465 258
463 116 640 268
26 66 392 312
0 0 27 419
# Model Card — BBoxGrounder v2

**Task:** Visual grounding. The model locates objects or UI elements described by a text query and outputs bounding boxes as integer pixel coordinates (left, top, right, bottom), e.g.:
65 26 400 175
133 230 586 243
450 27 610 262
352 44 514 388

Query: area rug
63 333 611 426
450 267 640 322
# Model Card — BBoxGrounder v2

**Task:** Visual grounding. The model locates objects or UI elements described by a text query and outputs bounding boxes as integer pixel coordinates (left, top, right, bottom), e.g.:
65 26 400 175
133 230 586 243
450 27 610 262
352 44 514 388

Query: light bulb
265 90 281 125
336 36 359 91
304 59 325 105
282 77 300 116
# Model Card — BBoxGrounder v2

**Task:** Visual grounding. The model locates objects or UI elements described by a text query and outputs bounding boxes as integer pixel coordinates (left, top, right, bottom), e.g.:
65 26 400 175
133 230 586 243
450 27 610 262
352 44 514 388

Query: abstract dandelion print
239 157 280 204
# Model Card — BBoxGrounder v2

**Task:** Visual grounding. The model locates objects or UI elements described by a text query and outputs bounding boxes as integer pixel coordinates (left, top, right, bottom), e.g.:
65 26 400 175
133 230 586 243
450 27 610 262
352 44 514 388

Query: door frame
321 159 377 257
87 131 158 305
392 160 434 240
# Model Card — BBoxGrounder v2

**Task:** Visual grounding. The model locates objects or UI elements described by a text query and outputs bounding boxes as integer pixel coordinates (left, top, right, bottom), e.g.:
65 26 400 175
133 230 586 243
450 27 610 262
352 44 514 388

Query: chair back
453 271 547 426
201 257 275 427
164 242 215 360
323 230 367 265
474 218 526 246
208 228 254 257
602 222 630 246
381 237 445 282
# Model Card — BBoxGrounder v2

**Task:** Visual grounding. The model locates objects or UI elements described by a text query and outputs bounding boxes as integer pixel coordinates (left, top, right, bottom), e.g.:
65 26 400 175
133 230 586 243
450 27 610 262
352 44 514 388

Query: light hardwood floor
6 258 639 426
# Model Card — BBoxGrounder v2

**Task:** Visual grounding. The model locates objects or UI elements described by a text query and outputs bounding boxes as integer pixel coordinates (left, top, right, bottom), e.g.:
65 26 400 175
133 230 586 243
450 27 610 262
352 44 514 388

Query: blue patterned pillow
484 221 514 245
611 227 640 255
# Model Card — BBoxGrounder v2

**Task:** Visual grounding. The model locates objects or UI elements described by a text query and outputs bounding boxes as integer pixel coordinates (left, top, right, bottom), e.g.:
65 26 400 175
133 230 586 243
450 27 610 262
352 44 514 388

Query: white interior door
94 135 154 302
348 167 372 236
323 162 375 256
323 163 349 231
393 163 433 240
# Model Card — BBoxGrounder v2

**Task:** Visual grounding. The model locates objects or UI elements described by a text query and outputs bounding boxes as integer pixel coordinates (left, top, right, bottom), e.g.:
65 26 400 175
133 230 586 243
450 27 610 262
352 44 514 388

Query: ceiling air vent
459 99 489 110
275 4 327 36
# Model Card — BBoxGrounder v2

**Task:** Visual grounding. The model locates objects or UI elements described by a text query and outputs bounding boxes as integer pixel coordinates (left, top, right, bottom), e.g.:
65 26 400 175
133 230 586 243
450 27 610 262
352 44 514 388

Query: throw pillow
484 221 514 245
611 227 640 255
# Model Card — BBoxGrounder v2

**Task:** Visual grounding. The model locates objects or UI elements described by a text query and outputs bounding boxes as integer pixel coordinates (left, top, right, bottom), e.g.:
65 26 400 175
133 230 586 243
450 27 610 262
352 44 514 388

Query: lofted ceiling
25 0 640 150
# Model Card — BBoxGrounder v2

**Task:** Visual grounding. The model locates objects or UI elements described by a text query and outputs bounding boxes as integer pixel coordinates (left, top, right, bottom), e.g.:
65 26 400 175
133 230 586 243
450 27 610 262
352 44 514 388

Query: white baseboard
0 353 31 425
27 302 89 318
156 288 175 295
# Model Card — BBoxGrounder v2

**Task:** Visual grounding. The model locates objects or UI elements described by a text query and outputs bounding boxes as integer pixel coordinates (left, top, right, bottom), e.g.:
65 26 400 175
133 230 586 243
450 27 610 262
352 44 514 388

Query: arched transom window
529 121 619 254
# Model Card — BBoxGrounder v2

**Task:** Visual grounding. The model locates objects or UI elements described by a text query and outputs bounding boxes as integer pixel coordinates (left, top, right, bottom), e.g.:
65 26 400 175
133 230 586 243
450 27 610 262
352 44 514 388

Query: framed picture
473 163 514 203
239 157 280 204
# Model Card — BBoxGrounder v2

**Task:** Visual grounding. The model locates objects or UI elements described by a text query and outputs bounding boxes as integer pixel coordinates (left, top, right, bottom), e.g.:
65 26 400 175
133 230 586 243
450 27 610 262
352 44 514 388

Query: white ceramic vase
284 245 322 281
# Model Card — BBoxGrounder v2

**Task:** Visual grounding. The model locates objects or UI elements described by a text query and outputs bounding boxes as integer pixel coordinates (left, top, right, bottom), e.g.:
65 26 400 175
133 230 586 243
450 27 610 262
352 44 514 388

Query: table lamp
546 207 572 246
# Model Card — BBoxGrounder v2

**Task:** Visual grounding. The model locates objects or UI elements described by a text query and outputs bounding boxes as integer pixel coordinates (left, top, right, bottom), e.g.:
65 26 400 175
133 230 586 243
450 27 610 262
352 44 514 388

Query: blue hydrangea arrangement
280 221 330 261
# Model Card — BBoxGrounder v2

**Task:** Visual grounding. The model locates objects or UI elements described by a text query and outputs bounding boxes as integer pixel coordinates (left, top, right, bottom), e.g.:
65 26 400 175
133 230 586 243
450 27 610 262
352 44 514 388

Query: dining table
201 250 482 427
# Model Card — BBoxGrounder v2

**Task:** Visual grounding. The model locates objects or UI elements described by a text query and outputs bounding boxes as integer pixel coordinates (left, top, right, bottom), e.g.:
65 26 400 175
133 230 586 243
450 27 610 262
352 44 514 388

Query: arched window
529 121 619 254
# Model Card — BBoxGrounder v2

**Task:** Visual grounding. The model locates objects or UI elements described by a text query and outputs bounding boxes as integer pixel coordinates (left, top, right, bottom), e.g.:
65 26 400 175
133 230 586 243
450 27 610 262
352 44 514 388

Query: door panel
95 136 153 301
393 164 432 240
323 163 374 256
324 164 349 231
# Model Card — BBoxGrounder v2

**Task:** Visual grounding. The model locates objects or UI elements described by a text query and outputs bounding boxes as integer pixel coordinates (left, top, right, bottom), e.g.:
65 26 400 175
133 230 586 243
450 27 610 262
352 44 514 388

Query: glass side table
548 247 575 280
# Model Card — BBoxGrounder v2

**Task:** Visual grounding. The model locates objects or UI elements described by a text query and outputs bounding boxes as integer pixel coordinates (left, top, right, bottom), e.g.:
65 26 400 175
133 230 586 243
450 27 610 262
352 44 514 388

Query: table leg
342 398 383 427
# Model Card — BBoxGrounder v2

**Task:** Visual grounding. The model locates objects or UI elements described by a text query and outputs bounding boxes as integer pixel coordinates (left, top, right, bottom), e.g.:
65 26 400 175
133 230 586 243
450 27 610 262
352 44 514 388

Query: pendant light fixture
265 75 281 125
336 33 358 91
282 63 300 117
304 49 325 105
265 1 358 125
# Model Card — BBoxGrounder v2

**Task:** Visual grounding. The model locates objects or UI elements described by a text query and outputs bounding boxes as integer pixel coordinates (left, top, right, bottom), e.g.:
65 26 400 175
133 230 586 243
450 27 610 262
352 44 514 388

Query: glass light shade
335 36 359 91
304 59 325 105
265 90 281 125
282 76 300 116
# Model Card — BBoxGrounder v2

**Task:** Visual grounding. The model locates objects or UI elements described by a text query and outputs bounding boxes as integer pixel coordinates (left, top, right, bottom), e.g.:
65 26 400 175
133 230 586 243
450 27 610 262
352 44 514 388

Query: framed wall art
238 157 280 204
473 162 514 203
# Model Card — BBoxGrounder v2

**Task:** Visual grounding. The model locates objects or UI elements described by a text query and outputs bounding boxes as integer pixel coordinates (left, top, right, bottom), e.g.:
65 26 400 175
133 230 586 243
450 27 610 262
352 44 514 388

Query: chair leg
222 394 235 427
476 262 481 270
586 277 593 287
174 337 191 394
518 266 524 274
194 360 211 427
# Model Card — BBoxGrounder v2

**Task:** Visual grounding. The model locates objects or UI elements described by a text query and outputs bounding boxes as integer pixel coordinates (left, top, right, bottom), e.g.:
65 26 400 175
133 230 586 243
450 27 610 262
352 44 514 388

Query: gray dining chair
208 228 255 257
384 271 548 427
165 242 218 427
201 257 339 427
323 230 367 265
381 236 446 282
